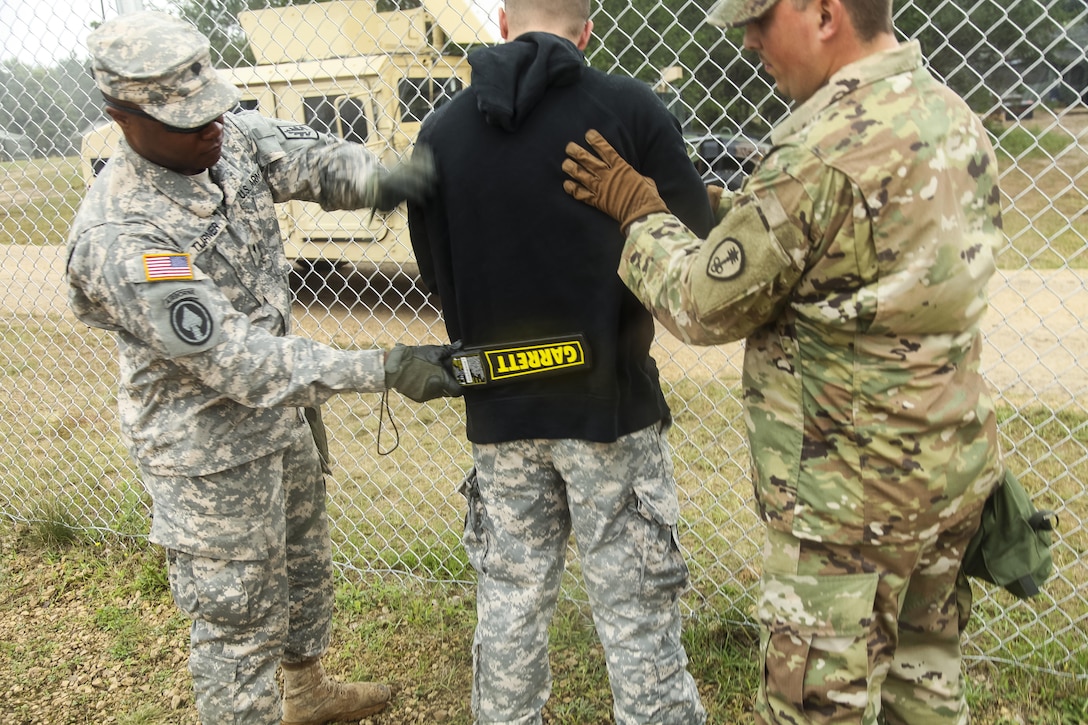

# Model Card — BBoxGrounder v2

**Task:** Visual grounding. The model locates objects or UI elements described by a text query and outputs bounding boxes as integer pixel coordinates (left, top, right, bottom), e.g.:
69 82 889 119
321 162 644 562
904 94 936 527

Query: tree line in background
1 0 1085 159
593 0 1088 133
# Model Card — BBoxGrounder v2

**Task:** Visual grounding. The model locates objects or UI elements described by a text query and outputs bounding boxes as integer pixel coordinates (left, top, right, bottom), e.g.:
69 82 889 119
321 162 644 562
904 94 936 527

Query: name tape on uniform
451 336 591 386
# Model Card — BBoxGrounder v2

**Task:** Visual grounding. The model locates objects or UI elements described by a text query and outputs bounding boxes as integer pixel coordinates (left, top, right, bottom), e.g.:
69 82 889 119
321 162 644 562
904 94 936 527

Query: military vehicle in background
81 1 762 277
80 0 501 277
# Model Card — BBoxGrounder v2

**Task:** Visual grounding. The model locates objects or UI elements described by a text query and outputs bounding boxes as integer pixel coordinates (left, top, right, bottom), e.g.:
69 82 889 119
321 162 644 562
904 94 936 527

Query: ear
499 7 510 40
575 20 593 51
105 105 130 130
818 0 845 39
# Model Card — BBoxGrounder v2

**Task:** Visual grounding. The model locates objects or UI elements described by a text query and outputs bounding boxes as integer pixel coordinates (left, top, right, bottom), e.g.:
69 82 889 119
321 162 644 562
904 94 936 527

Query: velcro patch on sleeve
277 124 320 141
143 285 222 358
691 194 801 321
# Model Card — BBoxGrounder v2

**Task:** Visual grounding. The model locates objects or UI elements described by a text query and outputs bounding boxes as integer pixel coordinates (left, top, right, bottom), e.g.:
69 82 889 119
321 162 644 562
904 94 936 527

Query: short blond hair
504 0 590 38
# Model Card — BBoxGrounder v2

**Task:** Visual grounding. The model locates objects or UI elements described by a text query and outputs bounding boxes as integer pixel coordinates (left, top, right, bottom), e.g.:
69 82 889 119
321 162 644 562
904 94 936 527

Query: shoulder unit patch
169 298 214 346
706 238 745 281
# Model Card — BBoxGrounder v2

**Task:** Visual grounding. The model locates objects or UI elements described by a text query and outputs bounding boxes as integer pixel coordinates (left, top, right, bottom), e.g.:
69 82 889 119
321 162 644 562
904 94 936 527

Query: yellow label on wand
451 335 592 386
484 338 589 382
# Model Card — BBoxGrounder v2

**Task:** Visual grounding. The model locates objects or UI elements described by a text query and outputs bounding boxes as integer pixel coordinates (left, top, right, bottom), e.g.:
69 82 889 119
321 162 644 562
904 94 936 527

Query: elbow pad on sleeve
690 191 807 330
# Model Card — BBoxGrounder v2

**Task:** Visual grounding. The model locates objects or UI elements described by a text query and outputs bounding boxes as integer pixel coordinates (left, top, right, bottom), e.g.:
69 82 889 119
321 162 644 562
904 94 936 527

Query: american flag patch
143 253 194 281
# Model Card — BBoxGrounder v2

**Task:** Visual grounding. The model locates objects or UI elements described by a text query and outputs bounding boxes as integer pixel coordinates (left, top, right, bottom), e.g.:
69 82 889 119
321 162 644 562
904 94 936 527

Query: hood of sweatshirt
467 31 585 132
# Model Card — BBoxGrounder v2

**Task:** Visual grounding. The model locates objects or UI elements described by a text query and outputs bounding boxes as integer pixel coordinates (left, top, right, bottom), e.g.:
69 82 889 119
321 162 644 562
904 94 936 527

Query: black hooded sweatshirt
408 32 714 445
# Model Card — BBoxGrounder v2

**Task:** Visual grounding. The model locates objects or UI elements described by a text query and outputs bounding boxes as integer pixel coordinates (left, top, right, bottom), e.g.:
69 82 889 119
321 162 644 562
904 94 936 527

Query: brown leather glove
562 129 668 233
706 184 725 216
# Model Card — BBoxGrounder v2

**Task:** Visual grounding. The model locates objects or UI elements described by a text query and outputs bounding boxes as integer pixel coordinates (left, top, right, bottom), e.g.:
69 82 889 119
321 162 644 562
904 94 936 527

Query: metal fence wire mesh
1 0 1086 679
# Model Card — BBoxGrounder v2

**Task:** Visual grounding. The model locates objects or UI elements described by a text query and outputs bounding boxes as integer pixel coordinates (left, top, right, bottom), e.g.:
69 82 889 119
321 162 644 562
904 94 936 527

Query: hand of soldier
562 129 668 233
706 184 725 215
384 343 463 402
365 146 438 211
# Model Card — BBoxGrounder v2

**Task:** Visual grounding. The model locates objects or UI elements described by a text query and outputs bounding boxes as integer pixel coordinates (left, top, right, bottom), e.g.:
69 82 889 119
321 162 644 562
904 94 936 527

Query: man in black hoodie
407 1 713 723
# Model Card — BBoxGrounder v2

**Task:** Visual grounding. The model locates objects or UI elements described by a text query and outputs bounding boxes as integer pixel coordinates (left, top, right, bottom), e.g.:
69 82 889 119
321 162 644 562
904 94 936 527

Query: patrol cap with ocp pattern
707 0 781 27
88 10 240 130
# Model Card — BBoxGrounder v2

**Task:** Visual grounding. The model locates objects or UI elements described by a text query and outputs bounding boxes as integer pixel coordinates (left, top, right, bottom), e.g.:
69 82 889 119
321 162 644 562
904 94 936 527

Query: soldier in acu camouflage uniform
66 11 461 725
562 0 1009 722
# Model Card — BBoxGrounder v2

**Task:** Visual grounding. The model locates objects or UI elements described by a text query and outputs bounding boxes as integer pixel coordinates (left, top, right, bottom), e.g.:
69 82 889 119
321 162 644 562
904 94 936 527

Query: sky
0 0 152 66
0 0 503 67
0 0 505 67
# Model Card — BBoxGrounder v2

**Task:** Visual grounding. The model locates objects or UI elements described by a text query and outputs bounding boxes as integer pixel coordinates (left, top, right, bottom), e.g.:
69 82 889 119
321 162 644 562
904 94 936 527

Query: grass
23 495 83 548
1 527 1086 724
0 156 85 247
986 120 1080 158
985 115 1088 269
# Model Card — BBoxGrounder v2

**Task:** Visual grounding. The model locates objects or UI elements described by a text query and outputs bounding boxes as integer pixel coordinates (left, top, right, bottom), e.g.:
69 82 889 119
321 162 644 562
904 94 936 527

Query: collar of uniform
118 137 225 219
111 140 228 250
771 41 924 145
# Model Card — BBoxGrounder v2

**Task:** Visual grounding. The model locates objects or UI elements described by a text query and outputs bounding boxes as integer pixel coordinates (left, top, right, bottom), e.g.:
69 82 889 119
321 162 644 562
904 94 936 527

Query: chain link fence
1 0 1086 678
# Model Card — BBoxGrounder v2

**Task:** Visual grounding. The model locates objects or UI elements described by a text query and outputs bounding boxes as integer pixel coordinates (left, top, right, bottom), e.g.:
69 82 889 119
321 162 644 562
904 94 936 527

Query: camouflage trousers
463 423 706 725
755 509 983 725
151 425 334 725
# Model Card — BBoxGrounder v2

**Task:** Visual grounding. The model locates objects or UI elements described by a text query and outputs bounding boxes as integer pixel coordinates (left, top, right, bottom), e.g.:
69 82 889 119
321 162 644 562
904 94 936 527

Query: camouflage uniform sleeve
70 230 387 408
230 112 384 211
175 305 388 408
618 163 814 346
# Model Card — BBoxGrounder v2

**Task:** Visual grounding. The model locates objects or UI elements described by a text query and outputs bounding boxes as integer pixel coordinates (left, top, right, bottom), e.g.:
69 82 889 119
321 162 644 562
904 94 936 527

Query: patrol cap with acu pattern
707 0 781 27
87 10 240 130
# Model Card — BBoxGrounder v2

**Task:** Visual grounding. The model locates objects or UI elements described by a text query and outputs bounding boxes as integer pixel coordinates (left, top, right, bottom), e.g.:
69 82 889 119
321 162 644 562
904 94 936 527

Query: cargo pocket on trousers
168 550 269 629
630 482 689 605
758 571 878 717
459 467 490 575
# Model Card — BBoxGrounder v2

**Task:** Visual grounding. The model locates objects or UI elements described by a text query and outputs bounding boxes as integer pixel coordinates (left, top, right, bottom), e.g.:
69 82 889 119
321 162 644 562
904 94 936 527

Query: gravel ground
0 536 197 725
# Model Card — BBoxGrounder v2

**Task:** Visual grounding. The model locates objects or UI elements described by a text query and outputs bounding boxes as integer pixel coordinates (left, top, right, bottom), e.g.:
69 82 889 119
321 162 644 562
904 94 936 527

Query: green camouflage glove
384 343 463 402
364 146 437 211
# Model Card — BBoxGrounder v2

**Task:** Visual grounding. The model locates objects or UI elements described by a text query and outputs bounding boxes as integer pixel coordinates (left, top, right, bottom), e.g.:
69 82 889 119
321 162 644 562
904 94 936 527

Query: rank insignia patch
278 124 319 141
143 253 194 282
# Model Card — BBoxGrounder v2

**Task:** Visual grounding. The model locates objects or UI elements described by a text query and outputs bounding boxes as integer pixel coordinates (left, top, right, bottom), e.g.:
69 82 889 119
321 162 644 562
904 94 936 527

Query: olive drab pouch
304 405 332 475
961 468 1057 599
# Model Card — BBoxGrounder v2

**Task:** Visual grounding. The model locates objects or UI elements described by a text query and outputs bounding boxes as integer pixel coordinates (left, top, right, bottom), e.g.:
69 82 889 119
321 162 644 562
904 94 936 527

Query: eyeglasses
103 97 218 135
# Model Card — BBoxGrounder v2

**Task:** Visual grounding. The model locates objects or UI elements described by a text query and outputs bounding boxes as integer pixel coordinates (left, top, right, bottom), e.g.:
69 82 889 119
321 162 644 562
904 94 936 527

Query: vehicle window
302 95 368 144
398 77 463 123
337 96 368 144
303 96 339 135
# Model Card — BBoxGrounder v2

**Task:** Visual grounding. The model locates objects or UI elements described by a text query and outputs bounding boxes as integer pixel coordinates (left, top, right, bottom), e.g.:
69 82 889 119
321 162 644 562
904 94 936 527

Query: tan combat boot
280 657 391 725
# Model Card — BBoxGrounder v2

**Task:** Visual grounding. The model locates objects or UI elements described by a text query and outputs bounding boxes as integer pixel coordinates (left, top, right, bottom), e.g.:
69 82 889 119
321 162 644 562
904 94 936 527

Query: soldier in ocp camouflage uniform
66 11 461 725
561 0 1009 722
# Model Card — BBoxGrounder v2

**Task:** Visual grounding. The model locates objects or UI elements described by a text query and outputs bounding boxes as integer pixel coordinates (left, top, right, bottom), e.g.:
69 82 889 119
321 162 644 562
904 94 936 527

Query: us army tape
450 335 592 386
